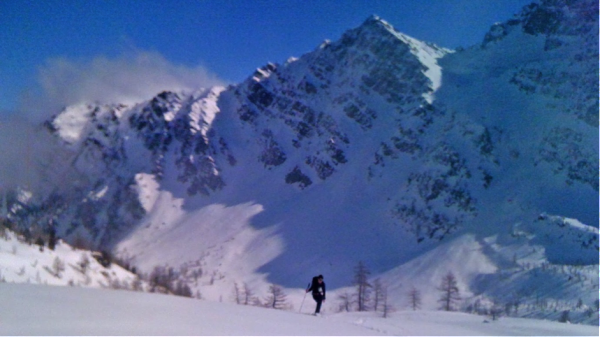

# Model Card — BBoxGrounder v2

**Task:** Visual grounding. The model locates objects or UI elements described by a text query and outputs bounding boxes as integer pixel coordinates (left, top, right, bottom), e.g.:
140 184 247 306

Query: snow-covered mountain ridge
1 0 597 325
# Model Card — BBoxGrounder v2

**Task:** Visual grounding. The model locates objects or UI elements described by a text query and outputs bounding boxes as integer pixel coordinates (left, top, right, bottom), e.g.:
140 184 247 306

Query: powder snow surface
0 284 596 336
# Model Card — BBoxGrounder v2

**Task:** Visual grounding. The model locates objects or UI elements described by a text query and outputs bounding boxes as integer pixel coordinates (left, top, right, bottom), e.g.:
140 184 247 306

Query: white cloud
0 116 68 192
22 51 226 121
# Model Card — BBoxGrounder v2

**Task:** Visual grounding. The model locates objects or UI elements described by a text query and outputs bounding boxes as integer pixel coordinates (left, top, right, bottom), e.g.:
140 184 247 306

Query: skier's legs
312 293 323 314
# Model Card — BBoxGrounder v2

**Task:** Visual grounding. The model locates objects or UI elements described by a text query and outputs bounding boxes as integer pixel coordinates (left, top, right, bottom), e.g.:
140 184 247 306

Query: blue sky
1 0 533 117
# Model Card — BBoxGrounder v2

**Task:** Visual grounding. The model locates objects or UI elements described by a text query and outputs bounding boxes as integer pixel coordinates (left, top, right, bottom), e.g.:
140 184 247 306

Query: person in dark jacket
306 275 326 315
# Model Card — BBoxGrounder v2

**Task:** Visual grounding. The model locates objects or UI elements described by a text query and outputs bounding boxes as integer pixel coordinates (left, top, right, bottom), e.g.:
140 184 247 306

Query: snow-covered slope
1 0 597 326
0 227 140 289
1 283 597 336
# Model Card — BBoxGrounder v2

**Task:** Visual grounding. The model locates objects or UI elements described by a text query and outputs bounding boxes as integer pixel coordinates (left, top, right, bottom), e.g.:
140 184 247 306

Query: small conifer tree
437 272 461 311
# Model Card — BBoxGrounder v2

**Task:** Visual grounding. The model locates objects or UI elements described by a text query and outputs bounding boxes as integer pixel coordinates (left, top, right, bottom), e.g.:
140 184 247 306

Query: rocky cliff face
488 0 598 190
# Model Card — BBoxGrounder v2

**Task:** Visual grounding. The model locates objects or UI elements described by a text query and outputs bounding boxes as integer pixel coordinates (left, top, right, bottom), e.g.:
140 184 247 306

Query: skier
306 275 326 315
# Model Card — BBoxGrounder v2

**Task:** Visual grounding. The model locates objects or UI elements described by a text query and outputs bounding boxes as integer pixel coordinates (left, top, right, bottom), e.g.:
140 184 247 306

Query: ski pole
299 282 310 313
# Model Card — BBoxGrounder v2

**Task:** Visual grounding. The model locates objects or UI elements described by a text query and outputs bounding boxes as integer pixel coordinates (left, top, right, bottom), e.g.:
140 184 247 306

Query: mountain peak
482 0 598 46
354 14 402 40
362 14 387 27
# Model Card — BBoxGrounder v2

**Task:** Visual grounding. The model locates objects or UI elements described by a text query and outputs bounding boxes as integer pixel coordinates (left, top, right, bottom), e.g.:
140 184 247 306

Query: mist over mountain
1 0 597 324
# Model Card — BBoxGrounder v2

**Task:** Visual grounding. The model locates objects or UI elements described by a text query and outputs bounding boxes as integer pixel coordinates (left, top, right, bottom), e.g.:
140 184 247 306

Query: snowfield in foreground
0 284 596 336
